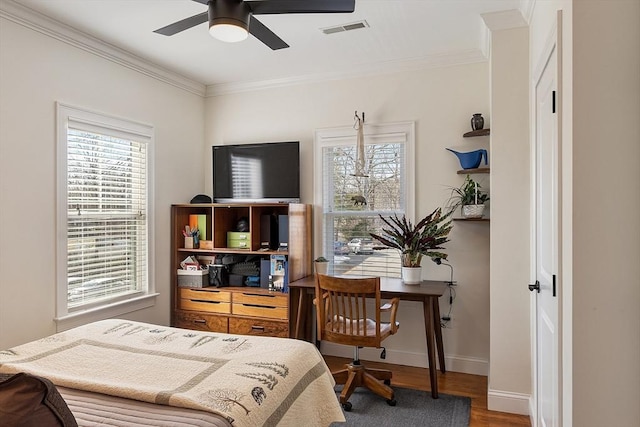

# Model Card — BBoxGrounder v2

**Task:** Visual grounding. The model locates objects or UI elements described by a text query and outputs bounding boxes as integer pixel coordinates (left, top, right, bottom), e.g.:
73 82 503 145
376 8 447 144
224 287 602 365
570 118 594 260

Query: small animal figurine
351 195 367 206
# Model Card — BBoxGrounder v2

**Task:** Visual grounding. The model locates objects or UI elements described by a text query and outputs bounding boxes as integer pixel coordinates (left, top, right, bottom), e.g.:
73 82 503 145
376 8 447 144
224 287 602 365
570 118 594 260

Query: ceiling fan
154 0 356 50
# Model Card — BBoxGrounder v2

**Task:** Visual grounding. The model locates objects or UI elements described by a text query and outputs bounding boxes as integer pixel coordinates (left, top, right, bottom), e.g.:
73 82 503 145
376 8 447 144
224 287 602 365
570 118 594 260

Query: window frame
313 121 415 276
55 102 157 331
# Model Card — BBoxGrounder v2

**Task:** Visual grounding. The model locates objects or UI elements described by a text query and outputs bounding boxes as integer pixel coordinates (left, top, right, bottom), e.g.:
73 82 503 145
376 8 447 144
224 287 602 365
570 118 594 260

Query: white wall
487 24 531 415
0 18 205 348
570 1 640 425
205 63 492 374
530 0 640 425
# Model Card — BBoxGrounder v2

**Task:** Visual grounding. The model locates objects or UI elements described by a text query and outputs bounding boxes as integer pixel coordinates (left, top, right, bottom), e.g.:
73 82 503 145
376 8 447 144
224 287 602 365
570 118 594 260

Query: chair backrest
315 274 383 348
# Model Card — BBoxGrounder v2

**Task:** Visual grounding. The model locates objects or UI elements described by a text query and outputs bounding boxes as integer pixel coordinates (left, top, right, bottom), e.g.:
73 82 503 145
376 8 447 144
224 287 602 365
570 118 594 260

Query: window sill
55 293 159 332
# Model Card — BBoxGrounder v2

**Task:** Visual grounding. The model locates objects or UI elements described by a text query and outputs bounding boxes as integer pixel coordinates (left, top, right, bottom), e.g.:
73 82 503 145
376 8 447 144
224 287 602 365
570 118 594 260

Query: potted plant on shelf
369 207 453 284
314 256 329 275
448 174 490 219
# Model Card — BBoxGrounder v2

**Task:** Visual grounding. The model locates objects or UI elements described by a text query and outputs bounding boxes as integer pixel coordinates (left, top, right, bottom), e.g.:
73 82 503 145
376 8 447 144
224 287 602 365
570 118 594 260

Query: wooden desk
288 275 447 398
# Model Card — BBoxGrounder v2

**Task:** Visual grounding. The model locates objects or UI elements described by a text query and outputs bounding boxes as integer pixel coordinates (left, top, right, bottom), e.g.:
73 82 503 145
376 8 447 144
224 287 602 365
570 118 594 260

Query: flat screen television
212 141 300 203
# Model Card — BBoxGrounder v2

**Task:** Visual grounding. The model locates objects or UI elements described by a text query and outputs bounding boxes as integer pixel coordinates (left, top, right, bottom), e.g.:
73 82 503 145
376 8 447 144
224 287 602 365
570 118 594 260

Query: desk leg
294 289 304 340
423 297 438 399
433 298 446 373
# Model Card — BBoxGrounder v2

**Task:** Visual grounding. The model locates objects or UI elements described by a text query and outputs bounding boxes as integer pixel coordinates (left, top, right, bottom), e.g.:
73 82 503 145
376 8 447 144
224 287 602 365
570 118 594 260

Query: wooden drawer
233 291 288 308
233 303 287 319
229 317 288 338
173 311 228 333
180 299 231 313
179 288 231 303
179 288 231 313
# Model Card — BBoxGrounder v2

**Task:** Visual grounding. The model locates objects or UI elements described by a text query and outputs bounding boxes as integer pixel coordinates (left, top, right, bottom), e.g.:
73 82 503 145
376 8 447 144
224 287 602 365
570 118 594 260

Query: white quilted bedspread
0 319 345 427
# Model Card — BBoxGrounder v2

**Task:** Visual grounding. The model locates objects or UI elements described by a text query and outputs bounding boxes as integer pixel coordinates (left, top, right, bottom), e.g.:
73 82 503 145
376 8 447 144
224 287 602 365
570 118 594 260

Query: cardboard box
199 240 213 250
228 239 250 249
227 232 250 249
227 231 249 240
177 269 208 288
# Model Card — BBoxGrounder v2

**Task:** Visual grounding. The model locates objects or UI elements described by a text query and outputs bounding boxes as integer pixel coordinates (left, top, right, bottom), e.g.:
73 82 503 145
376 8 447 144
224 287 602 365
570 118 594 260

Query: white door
532 12 562 427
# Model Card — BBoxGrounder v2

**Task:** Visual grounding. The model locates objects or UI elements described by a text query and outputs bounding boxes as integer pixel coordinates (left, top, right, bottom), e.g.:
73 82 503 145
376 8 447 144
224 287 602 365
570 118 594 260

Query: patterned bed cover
0 319 345 426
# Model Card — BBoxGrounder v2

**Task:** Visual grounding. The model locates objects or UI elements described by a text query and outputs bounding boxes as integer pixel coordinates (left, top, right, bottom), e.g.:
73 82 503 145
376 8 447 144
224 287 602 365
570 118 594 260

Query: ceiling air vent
321 20 369 35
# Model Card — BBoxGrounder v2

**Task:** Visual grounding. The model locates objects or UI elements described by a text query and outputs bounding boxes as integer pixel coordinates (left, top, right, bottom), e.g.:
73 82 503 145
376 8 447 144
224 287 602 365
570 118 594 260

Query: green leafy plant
315 256 328 262
448 174 489 209
369 207 453 268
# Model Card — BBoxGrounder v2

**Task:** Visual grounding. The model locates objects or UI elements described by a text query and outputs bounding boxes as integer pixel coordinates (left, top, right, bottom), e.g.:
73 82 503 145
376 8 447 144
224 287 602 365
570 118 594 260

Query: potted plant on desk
314 256 329 275
370 207 453 284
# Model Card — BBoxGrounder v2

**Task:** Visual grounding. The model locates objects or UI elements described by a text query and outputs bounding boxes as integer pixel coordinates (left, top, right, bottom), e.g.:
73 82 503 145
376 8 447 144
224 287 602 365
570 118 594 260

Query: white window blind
315 122 415 278
57 104 153 317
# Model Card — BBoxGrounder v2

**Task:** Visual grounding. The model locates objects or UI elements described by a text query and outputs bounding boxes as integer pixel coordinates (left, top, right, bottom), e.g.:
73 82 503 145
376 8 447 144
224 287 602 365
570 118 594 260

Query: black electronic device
212 141 300 203
260 214 278 249
278 214 289 250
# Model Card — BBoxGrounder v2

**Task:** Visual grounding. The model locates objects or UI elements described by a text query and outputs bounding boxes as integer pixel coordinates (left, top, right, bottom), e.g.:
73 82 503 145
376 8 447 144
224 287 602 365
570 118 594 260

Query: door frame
530 9 563 427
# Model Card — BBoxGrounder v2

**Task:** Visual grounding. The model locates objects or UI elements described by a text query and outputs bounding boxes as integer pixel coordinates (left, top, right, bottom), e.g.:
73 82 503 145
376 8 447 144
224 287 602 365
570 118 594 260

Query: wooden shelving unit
170 203 312 338
453 126 491 222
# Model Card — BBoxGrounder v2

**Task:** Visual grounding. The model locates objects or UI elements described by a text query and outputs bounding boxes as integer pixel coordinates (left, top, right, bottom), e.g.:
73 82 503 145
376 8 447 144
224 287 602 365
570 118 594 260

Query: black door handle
528 280 540 293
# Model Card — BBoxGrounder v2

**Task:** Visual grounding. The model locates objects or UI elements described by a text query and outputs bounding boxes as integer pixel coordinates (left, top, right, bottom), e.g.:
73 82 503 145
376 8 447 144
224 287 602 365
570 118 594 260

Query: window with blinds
315 122 415 278
57 104 152 315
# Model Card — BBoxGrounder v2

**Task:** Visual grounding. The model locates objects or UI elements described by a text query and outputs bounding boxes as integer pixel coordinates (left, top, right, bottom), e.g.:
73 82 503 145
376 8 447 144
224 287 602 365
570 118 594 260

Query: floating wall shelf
457 167 490 174
463 128 490 137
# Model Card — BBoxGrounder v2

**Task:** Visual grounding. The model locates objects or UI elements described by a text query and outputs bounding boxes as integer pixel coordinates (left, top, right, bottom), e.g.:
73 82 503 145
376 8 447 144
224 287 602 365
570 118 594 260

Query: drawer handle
251 326 265 331
242 303 276 309
193 319 206 324
191 300 221 304
243 293 275 298
192 289 220 293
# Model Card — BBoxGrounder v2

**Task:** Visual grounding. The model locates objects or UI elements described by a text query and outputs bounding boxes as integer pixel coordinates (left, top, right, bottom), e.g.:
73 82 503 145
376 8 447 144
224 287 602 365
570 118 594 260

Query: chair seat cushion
327 316 398 336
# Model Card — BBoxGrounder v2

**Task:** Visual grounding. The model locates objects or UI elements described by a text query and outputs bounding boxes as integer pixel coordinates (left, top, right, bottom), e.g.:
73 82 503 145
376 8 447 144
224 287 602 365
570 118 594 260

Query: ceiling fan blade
153 11 208 36
247 0 355 15
249 16 289 50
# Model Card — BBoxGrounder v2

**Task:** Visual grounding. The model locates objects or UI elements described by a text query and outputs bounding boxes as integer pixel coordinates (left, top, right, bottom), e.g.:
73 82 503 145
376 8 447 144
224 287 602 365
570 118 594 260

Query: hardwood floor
323 356 531 427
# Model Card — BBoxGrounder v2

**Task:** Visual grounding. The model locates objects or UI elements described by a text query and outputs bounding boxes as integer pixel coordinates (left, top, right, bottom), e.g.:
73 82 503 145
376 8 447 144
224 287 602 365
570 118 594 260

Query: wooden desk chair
314 274 400 411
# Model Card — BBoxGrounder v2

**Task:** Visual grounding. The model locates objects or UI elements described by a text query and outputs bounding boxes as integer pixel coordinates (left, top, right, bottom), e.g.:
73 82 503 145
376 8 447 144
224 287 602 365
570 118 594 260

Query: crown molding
520 0 536 24
0 0 206 97
205 48 488 97
481 9 528 31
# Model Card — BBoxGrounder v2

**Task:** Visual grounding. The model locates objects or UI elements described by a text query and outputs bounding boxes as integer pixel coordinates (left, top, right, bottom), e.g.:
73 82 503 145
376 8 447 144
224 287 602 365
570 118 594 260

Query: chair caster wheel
342 402 352 411
384 379 391 386
386 399 397 406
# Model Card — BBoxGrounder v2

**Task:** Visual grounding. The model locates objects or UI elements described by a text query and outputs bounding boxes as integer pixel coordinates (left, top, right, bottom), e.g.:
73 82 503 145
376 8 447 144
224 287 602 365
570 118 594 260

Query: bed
0 319 345 426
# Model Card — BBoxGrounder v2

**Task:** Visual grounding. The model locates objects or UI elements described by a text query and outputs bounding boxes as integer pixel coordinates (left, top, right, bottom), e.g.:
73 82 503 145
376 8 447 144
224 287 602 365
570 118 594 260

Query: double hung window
314 122 415 277
56 104 155 326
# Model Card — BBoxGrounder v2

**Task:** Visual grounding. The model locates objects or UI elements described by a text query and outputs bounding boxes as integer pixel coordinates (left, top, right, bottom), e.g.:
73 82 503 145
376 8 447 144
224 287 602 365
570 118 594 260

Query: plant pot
315 261 329 275
462 204 485 219
401 266 422 285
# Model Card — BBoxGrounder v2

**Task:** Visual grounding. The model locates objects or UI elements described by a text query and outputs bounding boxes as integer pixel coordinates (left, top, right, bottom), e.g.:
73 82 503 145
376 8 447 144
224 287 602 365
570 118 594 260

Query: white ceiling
9 0 526 91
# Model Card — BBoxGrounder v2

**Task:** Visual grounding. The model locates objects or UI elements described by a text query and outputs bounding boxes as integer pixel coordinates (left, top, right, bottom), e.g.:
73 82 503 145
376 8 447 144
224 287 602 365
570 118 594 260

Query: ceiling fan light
209 23 248 42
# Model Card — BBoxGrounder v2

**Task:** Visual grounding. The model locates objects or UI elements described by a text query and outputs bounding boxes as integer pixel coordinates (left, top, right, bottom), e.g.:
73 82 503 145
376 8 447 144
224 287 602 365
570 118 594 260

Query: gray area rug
330 386 471 426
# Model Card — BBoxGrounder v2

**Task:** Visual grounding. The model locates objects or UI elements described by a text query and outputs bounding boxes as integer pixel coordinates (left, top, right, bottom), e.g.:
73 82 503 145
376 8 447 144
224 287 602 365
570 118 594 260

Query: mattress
58 386 232 427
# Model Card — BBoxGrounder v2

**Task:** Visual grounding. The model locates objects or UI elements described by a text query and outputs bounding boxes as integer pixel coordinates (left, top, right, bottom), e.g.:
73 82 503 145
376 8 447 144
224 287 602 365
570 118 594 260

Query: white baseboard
487 389 531 415
320 342 489 376
529 397 537 426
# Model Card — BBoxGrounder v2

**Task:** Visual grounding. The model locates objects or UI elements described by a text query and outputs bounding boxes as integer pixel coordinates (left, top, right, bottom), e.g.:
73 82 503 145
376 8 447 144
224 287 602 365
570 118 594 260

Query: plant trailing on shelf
448 174 490 219
369 208 453 284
